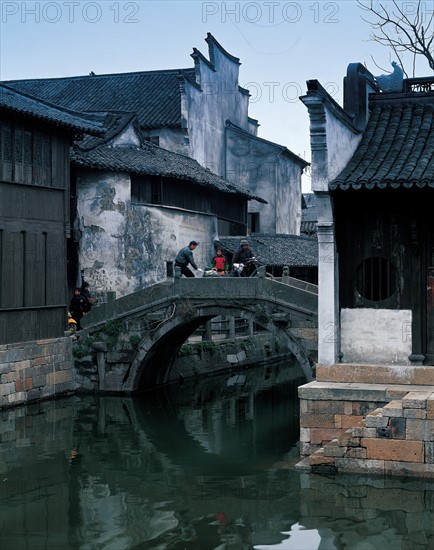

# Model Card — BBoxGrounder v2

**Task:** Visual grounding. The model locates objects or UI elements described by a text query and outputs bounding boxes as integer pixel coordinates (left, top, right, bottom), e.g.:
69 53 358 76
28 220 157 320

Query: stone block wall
298 389 434 478
299 391 386 458
0 337 75 409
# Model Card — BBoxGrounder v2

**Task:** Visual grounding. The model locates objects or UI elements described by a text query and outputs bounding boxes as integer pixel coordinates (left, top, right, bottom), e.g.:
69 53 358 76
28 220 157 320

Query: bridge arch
121 304 314 392
81 276 317 393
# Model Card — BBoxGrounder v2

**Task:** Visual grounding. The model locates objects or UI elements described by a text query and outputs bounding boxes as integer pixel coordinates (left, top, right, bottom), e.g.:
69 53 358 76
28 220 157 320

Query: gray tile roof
330 103 434 190
217 234 318 267
0 83 104 135
72 142 267 202
6 69 196 129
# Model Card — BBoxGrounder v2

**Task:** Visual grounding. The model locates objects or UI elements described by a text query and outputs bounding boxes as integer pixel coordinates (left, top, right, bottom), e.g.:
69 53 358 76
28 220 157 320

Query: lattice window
356 257 397 301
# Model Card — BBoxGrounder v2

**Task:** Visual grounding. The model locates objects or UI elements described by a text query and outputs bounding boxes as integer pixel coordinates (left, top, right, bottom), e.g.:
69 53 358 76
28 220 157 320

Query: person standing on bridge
175 241 200 277
209 248 229 275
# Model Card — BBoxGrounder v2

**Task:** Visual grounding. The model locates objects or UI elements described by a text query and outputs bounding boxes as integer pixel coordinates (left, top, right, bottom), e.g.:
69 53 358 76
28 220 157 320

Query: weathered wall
226 127 302 234
341 308 412 364
0 337 74 409
76 169 218 297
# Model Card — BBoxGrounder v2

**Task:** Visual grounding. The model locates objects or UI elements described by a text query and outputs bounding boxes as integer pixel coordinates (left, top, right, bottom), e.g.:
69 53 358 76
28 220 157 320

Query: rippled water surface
1 360 434 549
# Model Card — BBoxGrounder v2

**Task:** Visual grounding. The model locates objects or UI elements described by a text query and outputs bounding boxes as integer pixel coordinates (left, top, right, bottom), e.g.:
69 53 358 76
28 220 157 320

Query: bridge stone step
316 364 434 386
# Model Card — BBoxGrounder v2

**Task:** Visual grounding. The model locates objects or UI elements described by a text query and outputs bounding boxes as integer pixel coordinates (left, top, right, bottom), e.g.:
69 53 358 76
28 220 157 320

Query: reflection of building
2 389 434 549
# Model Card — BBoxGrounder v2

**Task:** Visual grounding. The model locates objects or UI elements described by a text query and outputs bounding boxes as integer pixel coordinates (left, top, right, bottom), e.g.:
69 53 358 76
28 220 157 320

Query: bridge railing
82 274 318 330
175 276 317 316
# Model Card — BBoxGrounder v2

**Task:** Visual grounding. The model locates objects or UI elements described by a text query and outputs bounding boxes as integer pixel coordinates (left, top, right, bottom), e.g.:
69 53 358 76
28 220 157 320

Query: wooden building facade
0 85 102 344
330 86 434 365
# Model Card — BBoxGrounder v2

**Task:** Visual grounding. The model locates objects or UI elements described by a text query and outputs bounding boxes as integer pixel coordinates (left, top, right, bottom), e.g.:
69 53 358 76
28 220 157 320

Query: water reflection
0 360 433 549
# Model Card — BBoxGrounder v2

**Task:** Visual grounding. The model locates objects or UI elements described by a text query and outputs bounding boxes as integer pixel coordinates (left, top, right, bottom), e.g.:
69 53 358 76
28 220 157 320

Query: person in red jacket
209 248 229 275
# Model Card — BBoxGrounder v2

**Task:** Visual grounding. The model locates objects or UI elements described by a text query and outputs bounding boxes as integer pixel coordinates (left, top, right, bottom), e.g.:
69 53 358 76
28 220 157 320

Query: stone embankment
297 364 434 478
0 337 74 409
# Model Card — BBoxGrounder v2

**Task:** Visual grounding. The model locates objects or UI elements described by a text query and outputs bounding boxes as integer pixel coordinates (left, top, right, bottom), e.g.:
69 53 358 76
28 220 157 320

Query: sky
1 0 432 190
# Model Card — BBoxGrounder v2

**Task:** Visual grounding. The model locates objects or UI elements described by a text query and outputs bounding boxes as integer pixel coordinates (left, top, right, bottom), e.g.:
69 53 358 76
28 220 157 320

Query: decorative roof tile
217 234 318 267
330 103 434 190
71 142 267 202
0 83 104 135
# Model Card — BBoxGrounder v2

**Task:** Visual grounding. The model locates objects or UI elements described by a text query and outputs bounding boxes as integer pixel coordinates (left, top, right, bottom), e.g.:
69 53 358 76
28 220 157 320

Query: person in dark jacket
69 288 87 330
80 281 95 313
175 241 199 277
232 239 256 277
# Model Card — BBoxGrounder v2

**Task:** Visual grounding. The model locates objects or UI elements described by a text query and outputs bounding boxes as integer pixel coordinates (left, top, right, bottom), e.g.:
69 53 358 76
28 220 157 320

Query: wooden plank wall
0 117 71 344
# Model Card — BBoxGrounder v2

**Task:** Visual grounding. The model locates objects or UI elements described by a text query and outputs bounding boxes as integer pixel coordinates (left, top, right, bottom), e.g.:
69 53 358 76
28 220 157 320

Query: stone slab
402 391 433 409
361 438 424 462
316 364 434 385
299 381 434 403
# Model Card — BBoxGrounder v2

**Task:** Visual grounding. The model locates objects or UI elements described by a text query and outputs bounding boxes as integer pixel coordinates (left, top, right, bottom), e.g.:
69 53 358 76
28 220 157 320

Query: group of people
69 281 95 330
175 239 256 278
69 240 254 330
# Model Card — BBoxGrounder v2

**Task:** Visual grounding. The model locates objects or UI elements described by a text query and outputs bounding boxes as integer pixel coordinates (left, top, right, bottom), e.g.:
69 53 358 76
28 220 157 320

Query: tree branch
357 0 434 74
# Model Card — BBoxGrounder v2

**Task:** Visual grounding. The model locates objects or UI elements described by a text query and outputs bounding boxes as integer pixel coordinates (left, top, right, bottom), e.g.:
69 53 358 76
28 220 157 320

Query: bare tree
357 0 434 77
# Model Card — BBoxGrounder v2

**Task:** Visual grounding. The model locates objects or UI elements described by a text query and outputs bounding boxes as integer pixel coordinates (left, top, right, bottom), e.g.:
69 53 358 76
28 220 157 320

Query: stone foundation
296 364 434 478
0 337 75 409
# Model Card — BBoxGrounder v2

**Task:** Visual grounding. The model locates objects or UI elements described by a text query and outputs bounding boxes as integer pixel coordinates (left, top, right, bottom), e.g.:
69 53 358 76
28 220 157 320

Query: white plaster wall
325 106 363 183
341 308 412 364
310 104 362 193
226 127 302 234
76 169 218 297
155 128 190 157
276 157 301 235
111 123 140 147
185 47 250 176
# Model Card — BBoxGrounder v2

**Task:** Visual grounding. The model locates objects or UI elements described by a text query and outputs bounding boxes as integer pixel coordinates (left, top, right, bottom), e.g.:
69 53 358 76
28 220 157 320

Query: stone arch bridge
79 269 318 392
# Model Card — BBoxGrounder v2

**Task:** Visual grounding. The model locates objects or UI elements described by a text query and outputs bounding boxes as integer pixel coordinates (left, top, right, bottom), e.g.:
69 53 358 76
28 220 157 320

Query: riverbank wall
0 337 75 409
0 331 301 408
296 364 434 478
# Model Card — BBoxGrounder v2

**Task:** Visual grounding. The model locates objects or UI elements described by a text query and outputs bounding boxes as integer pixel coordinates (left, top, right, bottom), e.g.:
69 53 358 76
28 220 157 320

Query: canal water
1 359 434 549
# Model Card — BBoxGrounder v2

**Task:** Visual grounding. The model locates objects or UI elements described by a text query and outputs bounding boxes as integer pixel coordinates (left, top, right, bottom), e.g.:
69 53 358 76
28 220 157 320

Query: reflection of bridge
81 269 318 390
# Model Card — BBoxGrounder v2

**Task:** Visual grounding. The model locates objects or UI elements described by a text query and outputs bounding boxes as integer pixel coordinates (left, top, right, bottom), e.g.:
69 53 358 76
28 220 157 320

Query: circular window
356 257 397 301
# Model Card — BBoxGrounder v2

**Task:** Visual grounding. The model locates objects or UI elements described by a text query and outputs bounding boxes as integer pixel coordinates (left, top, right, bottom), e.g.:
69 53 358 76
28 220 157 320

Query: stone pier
296 364 434 478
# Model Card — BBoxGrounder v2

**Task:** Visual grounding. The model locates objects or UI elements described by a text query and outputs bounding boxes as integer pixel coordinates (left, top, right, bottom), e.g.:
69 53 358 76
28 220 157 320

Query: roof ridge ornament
375 62 404 93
